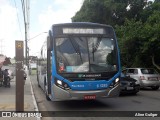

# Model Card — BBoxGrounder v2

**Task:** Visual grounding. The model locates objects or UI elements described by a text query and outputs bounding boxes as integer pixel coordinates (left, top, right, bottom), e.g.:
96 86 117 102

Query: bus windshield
55 36 117 73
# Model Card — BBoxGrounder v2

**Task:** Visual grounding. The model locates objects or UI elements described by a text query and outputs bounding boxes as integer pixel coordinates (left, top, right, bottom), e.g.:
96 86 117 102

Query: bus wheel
46 94 51 101
8 78 11 88
37 81 40 88
37 75 40 87
44 83 51 101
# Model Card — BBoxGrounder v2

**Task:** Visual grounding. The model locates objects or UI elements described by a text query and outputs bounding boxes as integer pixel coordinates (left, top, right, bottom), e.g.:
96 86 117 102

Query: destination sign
63 28 105 34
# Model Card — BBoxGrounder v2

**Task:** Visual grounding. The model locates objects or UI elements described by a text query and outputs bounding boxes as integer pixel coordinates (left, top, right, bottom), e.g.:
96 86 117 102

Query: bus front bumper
51 84 120 101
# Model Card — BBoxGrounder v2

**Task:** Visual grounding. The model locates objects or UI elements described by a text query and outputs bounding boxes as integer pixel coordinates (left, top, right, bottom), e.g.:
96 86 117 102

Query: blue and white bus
37 22 121 101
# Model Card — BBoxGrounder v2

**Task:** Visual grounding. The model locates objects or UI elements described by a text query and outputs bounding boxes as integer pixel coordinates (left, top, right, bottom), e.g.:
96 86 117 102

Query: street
30 75 160 120
0 75 37 120
1 1 160 120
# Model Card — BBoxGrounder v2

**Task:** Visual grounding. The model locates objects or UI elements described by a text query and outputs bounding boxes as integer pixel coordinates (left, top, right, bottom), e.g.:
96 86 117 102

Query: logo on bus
78 74 101 78
71 85 84 88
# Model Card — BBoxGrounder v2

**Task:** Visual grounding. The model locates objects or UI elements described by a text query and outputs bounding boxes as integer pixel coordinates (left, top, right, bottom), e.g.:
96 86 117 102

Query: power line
13 0 23 39
21 0 29 29
21 0 26 24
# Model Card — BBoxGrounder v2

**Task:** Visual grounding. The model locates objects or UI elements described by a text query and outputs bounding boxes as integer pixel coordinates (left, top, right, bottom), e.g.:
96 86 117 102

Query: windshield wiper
92 37 102 61
69 37 83 64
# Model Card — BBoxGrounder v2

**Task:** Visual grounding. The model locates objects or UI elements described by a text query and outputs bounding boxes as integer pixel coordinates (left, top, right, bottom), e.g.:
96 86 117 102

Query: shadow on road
140 87 160 91
53 100 109 110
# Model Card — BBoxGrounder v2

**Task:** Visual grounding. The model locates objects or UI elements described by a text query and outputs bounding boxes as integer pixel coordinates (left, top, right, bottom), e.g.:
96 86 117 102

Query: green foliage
115 19 144 67
72 0 107 24
117 3 160 68
141 10 160 65
72 0 148 26
3 57 11 65
31 69 37 75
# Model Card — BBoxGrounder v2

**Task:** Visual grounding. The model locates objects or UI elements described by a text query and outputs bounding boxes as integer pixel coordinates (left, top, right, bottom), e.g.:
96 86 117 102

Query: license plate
148 77 157 81
84 95 96 100
127 87 133 90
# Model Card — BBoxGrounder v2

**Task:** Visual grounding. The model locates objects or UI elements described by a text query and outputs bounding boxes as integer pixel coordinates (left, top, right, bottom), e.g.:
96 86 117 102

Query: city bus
37 22 121 101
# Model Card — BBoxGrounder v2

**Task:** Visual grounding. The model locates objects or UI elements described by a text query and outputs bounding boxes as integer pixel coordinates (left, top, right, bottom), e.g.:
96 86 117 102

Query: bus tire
46 94 51 101
7 78 11 88
38 81 40 88
37 74 40 88
44 81 51 101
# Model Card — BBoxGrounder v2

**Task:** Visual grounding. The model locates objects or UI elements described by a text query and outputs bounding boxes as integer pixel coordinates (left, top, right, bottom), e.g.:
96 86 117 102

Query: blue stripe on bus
51 72 120 91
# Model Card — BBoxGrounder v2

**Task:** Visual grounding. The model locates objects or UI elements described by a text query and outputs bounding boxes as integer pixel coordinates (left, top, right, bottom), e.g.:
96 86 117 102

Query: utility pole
15 0 30 112
25 22 28 68
21 0 30 70
26 0 30 69
15 41 24 111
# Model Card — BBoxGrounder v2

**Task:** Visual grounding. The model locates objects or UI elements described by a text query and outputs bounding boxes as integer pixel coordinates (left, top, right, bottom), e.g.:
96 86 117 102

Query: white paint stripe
29 76 41 120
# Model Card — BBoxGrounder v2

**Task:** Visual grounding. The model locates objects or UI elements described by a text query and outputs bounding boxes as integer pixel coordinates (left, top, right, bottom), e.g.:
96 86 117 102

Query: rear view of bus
38 22 121 101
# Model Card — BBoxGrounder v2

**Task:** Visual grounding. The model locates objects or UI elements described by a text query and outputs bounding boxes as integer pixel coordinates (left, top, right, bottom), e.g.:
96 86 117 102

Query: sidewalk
0 75 40 120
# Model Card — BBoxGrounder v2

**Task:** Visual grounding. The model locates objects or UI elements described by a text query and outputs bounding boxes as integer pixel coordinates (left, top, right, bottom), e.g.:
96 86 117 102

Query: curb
29 76 41 120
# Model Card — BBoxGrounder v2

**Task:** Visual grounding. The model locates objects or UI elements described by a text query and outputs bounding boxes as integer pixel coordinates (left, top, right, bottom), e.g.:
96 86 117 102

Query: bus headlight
115 78 119 83
57 80 62 85
109 78 120 88
55 79 70 90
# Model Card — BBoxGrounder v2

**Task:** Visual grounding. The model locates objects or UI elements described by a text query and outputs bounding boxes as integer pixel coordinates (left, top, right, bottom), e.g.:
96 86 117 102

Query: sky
0 0 83 58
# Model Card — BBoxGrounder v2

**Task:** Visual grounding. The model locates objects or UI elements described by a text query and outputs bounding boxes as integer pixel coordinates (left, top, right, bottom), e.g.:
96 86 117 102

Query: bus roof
50 22 114 36
51 22 113 29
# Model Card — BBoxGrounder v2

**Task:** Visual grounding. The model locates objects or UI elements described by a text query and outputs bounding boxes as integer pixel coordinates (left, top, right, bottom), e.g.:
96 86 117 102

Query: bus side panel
50 47 58 100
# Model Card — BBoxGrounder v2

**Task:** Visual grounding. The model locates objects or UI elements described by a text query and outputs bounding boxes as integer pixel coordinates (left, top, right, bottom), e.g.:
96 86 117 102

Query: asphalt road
30 75 160 120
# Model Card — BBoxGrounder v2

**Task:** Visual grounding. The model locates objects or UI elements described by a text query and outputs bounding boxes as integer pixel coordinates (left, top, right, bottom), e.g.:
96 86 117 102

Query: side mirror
47 31 53 51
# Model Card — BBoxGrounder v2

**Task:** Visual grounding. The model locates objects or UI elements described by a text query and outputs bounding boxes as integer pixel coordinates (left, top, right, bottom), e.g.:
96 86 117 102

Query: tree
72 0 107 24
141 10 160 70
116 2 160 69
115 19 144 67
3 57 11 65
72 0 148 27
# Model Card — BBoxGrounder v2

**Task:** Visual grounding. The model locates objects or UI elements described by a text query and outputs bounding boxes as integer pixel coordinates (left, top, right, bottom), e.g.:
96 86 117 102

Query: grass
31 69 37 75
